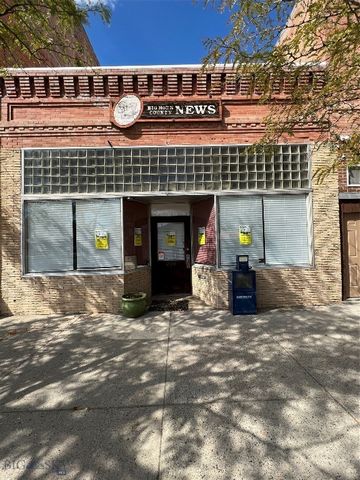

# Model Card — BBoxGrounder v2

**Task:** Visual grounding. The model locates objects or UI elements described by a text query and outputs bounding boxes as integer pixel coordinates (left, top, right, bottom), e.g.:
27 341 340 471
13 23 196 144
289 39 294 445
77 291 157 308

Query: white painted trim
307 192 315 268
23 190 312 201
5 64 239 74
22 142 313 151
307 144 313 189
21 149 25 276
23 269 125 278
6 62 328 75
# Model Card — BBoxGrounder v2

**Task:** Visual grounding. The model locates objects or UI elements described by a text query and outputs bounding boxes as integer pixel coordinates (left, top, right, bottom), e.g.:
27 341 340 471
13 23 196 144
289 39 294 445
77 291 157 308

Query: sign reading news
141 101 220 120
112 96 221 128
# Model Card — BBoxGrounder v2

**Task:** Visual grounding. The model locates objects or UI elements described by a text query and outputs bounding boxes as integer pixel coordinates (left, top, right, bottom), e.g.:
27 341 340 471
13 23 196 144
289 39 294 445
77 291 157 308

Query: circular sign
113 94 142 128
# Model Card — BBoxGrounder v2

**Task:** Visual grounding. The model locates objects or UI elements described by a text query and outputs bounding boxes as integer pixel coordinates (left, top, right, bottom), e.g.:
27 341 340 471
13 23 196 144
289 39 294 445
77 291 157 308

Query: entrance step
149 294 212 312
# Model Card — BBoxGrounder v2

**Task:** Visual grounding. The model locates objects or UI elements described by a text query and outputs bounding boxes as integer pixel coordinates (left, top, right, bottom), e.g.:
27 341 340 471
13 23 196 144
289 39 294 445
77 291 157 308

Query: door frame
150 215 192 295
340 201 360 299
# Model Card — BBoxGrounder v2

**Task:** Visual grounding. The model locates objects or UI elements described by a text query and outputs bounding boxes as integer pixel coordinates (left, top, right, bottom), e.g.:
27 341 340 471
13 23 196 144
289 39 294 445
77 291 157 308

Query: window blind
157 222 185 261
76 199 122 269
219 196 264 267
263 195 310 265
26 201 73 273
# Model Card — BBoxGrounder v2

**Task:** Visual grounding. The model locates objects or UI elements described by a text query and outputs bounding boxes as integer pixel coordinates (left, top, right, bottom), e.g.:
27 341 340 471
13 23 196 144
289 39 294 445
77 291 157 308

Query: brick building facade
338 165 360 299
0 19 98 68
0 66 343 315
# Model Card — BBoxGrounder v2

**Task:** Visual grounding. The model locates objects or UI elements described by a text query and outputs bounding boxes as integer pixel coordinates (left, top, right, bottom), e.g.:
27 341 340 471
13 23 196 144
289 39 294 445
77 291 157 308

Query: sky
84 0 231 66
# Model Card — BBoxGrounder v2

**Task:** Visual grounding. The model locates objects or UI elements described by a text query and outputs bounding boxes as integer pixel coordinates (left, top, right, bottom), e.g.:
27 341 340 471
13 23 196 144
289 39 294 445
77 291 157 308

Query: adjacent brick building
0 16 98 68
280 0 360 300
0 66 344 314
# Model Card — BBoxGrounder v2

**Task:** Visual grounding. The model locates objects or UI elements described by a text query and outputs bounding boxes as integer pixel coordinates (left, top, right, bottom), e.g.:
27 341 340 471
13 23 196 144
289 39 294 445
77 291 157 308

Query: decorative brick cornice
0 121 324 137
0 66 325 100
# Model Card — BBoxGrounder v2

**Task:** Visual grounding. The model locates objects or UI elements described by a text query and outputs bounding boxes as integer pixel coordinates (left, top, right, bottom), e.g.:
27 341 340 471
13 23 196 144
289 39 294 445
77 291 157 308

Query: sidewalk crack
156 311 171 480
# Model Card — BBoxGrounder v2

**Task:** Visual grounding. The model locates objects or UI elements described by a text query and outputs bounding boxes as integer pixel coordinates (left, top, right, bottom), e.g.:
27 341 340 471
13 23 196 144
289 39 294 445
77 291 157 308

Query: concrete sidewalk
0 301 359 479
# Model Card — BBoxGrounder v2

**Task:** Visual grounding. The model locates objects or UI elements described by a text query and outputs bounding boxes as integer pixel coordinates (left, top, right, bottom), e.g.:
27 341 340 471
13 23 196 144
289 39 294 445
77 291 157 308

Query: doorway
151 216 191 294
341 203 360 298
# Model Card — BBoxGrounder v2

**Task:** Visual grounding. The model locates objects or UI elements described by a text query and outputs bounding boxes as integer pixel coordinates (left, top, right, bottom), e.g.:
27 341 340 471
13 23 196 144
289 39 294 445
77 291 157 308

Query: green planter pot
121 292 147 318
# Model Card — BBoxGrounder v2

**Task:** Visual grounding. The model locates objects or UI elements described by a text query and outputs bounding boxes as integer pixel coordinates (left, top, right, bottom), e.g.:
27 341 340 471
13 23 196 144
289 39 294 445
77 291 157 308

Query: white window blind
26 201 73 273
219 196 264 267
263 195 310 266
157 222 185 261
76 199 122 269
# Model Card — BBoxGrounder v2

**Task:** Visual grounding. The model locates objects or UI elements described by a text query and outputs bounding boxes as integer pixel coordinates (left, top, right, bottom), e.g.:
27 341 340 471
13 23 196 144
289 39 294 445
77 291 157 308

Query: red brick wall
123 199 150 266
0 23 98 68
192 197 216 265
0 67 343 313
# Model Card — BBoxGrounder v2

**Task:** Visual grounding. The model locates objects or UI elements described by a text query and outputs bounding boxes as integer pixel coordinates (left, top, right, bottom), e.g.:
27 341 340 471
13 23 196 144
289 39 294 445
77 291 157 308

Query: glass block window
23 145 310 195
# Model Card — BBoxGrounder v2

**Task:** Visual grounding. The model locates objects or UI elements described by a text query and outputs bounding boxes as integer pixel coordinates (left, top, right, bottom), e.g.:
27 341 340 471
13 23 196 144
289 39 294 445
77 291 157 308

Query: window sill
218 264 314 271
22 269 125 278
193 263 314 270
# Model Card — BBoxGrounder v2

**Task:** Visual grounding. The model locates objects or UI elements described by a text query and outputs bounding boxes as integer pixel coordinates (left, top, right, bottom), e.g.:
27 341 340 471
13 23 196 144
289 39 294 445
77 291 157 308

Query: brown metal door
151 216 191 294
343 211 360 298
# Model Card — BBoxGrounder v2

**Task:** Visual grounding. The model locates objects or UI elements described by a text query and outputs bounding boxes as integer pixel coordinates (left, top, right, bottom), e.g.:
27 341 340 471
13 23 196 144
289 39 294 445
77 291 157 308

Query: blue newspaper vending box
230 255 257 315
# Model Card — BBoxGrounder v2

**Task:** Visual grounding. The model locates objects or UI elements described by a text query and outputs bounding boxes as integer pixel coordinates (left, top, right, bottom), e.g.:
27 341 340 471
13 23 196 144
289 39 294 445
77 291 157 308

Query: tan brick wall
192 266 230 309
123 267 152 303
0 149 127 315
0 150 154 315
1 145 341 314
193 145 342 309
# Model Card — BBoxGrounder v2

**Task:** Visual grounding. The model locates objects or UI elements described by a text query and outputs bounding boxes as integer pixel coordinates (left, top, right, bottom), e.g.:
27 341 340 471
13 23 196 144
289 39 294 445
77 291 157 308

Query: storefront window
25 201 74 273
263 195 310 265
219 196 264 267
24 199 122 274
218 194 311 267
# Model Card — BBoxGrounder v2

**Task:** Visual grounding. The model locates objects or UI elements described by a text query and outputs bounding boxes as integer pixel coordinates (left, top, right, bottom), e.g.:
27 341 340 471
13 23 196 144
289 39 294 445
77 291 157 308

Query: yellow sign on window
166 232 176 247
134 227 142 247
95 229 109 250
198 227 206 246
239 225 252 246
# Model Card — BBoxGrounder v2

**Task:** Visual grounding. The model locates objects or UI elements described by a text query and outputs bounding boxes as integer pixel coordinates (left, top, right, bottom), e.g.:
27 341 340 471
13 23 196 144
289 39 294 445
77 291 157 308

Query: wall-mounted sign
239 225 252 246
134 227 142 247
158 251 165 261
112 99 221 127
95 229 109 250
198 227 206 246
166 232 176 246
112 94 143 128
141 101 221 120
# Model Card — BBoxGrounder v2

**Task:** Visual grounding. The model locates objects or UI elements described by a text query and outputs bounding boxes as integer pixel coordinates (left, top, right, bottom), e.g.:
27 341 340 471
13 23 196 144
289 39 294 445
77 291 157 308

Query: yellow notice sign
198 227 206 246
134 227 142 247
166 232 176 247
95 229 109 250
239 225 252 246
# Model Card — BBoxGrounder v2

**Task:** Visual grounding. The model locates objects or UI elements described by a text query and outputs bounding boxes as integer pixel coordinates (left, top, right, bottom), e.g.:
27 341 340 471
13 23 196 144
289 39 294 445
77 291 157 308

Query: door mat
149 299 189 311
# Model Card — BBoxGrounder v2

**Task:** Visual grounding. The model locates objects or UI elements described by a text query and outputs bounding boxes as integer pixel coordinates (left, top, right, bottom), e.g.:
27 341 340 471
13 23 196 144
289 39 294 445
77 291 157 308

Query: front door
151 216 191 294
342 210 360 298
